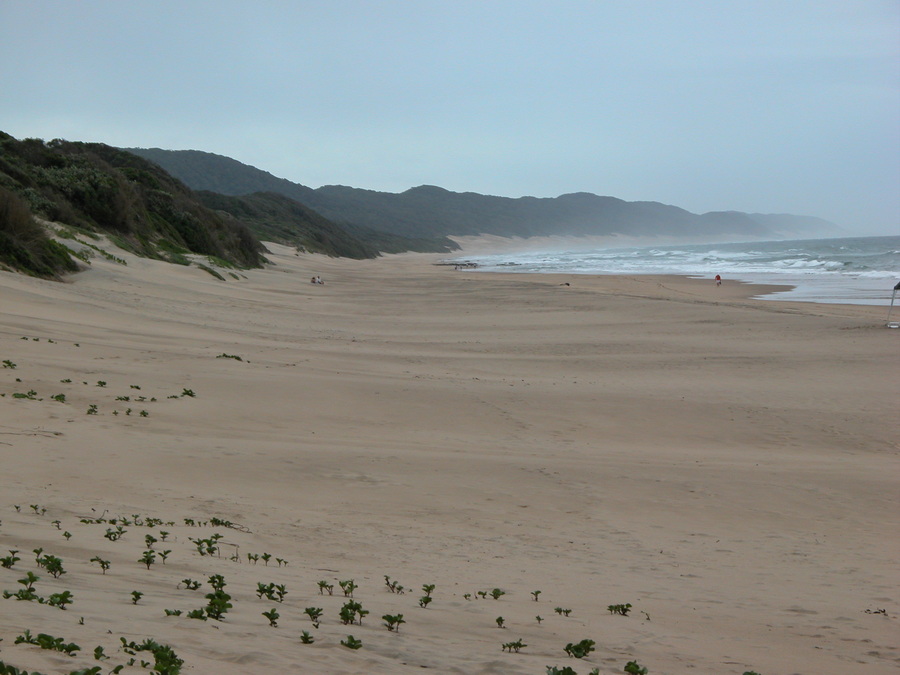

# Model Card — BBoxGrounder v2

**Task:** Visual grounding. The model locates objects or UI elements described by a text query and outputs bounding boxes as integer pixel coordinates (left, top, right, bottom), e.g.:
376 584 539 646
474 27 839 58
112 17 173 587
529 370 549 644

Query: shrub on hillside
0 187 77 278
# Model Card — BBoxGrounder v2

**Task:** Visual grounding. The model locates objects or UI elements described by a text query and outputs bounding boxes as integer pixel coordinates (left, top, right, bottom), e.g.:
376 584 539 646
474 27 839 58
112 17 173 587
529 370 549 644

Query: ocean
450 235 900 306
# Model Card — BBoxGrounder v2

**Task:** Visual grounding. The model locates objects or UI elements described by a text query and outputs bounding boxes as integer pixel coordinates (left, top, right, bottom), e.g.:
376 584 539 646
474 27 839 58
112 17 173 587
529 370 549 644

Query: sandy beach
0 239 897 675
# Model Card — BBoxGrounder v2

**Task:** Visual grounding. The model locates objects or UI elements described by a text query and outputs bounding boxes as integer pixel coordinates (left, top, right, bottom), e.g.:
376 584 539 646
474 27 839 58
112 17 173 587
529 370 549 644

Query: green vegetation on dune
197 189 458 256
195 190 381 259
2 133 454 278
0 132 265 273
0 186 79 278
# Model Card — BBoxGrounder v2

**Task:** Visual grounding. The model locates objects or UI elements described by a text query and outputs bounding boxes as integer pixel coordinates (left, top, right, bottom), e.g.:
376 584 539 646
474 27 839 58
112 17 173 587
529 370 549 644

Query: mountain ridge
127 147 843 241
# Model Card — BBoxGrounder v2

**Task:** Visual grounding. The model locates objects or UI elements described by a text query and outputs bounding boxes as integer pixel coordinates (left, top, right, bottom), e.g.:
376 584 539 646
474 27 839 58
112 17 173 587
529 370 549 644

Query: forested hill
0 134 458 278
0 134 265 275
128 147 842 241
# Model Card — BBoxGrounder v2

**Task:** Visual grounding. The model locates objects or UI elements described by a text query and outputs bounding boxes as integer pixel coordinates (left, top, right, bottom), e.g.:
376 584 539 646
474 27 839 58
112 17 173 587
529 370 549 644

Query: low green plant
131 590 143 605
18 571 39 591
546 668 578 675
256 582 287 602
198 264 225 280
300 630 315 644
382 613 405 631
339 600 368 625
624 661 648 674
502 638 527 653
36 553 65 578
164 609 183 616
180 578 201 590
51 393 67 403
532 590 542 601
12 390 39 400
86 404 98 414
564 639 596 659
496 616 505 628
119 637 183 674
608 603 632 616
0 550 20 569
262 608 280 627
62 530 72 540
14 629 81 655
2 586 38 602
490 588 506 600
104 526 126 541
340 635 362 650
203 593 232 620
2 360 16 369
139 550 156 569
317 580 334 595
208 574 226 591
339 579 357 597
186 609 207 620
46 590 74 610
384 575 406 594
180 388 196 398
204 584 232 621
90 556 110 574
536 615 543 624
555 606 572 616
419 595 432 608
189 534 222 556
304 606 324 628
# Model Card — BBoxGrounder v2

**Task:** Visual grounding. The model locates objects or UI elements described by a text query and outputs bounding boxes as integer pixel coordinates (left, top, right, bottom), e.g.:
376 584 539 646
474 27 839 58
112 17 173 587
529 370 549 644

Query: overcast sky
1 1 897 235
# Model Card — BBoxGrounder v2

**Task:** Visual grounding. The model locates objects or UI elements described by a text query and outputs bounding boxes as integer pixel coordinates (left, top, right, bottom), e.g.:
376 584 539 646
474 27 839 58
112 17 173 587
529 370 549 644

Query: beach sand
0 239 897 674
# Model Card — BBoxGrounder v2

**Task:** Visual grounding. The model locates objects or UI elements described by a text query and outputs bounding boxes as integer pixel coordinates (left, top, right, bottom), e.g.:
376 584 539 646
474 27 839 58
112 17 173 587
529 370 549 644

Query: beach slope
0 242 897 674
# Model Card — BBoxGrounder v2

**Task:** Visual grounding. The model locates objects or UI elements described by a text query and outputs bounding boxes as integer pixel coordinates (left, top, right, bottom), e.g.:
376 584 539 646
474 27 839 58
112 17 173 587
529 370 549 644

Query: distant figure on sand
715 274 722 286
310 275 324 285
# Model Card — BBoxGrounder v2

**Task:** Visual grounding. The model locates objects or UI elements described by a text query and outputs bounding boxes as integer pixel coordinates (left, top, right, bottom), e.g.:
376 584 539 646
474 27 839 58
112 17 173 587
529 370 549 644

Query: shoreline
1 243 897 674
436 262 889 322
444 233 900 309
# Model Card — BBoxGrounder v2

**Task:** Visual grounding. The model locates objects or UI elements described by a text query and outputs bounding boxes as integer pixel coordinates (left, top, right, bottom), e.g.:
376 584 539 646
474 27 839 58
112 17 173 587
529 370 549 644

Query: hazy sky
2 1 898 234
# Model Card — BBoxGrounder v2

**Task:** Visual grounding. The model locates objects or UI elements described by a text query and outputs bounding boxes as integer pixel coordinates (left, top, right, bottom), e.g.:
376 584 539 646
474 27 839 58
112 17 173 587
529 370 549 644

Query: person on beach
715 274 722 286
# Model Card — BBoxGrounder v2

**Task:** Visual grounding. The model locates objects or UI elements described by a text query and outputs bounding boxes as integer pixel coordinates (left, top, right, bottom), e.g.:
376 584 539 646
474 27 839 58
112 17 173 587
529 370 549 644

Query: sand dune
0 240 897 674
